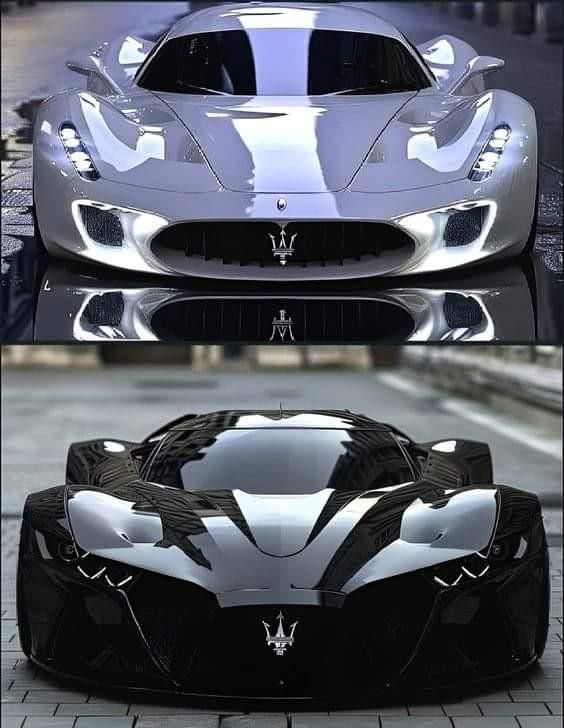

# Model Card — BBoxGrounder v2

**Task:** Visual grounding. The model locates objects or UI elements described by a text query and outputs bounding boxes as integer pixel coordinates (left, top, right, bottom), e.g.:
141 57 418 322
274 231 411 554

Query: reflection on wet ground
29 261 539 343
1 134 562 344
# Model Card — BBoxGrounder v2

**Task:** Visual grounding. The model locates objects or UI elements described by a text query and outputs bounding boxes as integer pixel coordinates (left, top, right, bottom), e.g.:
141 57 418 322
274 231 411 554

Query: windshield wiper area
331 84 411 96
175 81 227 95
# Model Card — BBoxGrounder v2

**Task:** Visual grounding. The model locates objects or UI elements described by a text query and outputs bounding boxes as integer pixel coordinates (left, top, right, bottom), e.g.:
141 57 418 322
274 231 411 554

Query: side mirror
465 55 505 81
417 439 493 487
66 53 102 77
449 55 505 93
66 55 118 94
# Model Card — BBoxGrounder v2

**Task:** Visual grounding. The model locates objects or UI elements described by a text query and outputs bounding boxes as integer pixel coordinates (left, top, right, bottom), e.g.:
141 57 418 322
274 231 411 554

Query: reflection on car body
34 262 536 343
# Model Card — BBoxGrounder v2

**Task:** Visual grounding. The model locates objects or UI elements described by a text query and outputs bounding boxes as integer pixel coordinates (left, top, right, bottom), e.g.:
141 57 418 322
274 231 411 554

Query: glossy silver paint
33 2 538 279
33 263 537 342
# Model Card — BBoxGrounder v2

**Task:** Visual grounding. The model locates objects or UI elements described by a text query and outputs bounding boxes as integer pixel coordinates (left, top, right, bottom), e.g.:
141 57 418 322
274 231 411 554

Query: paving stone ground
2 519 562 728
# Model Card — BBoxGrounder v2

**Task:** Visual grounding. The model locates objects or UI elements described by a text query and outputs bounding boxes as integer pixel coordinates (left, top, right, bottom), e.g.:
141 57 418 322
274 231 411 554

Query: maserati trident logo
262 611 298 656
270 310 295 342
269 229 296 266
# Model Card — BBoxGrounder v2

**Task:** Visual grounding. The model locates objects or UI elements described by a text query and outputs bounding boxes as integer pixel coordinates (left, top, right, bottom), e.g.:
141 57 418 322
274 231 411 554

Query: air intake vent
83 293 125 327
80 206 124 247
444 207 484 248
443 293 483 329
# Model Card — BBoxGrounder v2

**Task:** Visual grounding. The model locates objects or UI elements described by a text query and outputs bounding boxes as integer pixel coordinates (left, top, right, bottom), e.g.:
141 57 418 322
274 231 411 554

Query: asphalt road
1 1 562 343
1 363 563 725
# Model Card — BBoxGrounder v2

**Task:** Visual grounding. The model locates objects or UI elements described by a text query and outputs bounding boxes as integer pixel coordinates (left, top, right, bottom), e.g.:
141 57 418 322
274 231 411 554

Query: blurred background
2 343 562 542
2 1 563 42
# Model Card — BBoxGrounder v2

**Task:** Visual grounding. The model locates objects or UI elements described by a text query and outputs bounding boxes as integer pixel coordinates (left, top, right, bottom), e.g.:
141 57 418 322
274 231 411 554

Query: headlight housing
37 531 138 590
430 526 537 589
59 122 99 181
469 124 511 181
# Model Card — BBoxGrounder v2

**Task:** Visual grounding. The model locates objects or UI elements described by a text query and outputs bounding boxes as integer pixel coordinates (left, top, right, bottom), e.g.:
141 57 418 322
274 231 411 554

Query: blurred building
0 344 376 369
2 344 561 370
429 1 561 41
4 2 559 43
189 2 563 43
401 345 562 414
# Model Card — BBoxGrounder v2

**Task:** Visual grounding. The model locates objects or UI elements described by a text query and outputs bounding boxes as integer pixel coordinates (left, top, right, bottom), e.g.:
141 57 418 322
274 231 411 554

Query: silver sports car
33 2 538 280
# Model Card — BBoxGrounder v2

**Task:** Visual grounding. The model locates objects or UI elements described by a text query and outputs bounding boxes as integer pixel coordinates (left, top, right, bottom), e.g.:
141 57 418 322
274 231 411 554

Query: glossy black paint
17 410 550 699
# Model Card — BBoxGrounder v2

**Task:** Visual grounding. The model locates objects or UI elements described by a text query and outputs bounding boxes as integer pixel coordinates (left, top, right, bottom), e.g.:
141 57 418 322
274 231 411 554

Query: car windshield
137 29 430 96
146 427 415 494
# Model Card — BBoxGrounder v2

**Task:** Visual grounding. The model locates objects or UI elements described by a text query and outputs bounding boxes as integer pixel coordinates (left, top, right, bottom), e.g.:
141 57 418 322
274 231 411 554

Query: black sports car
18 410 549 700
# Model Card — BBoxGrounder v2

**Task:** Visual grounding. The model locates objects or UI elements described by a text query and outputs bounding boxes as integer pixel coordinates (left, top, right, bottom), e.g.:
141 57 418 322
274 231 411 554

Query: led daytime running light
59 123 99 181
469 124 511 182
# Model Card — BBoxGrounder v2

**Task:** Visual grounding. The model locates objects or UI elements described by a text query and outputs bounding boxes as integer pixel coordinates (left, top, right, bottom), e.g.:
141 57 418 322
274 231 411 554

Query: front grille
149 298 415 342
151 221 413 268
127 570 436 697
184 604 375 697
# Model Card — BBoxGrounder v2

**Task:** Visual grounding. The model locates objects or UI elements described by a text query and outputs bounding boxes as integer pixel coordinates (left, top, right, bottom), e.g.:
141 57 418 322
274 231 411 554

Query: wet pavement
1 1 562 343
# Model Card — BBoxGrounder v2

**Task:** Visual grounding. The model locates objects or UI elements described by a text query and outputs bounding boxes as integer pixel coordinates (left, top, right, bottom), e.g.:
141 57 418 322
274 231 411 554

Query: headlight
431 553 490 588
39 532 137 589
469 124 511 181
431 530 531 589
59 122 99 181
75 548 135 588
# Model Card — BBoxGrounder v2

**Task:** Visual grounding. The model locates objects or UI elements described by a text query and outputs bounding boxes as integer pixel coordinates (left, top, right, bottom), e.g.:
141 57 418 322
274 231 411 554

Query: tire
521 169 539 256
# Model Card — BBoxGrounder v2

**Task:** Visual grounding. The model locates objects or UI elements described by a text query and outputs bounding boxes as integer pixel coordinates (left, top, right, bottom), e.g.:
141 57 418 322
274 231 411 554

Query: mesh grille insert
444 207 484 248
80 206 123 247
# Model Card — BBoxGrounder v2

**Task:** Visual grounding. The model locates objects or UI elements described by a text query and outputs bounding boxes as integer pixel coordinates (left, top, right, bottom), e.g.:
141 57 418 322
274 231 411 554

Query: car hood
68 91 221 193
66 88 504 194
65 481 498 604
153 91 417 193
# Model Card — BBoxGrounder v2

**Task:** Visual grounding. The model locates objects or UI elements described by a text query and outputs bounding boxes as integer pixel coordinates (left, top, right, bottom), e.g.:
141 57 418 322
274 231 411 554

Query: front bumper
35 161 536 281
19 520 549 700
